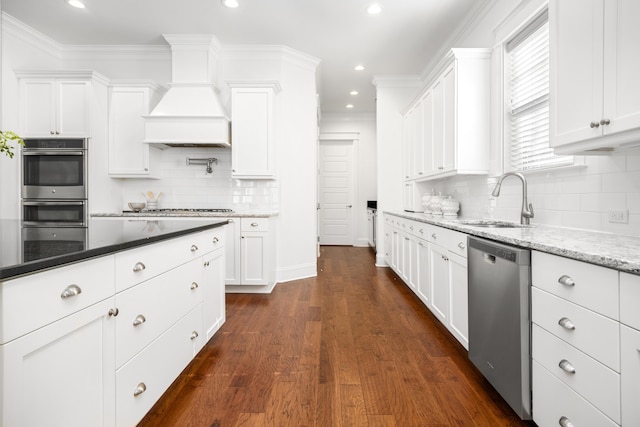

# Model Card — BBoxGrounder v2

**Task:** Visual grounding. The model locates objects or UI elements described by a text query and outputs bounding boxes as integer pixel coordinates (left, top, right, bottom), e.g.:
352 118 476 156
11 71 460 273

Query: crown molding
372 75 422 89
1 12 63 60
62 44 170 62
223 45 320 71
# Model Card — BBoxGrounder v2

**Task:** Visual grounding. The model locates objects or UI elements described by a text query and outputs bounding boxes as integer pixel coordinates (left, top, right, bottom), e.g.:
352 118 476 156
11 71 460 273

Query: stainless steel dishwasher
467 236 531 420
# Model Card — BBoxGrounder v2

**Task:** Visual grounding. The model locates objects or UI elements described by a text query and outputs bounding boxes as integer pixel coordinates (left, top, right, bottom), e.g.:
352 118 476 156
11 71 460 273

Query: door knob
347 205 352 208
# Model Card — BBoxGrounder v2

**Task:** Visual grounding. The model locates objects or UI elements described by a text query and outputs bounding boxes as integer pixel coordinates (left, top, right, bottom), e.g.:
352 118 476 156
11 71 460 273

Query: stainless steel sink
456 220 528 228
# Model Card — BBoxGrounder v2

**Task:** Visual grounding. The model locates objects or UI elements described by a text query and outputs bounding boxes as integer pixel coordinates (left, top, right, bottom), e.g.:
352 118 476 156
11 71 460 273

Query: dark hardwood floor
139 246 529 426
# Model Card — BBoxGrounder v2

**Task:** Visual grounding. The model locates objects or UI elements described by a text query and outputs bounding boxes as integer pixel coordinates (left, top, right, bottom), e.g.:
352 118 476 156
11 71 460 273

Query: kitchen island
0 218 228 427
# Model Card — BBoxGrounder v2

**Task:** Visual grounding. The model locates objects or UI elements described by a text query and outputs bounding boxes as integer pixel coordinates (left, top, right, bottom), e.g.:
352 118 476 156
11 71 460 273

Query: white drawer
192 227 225 255
115 304 204 427
115 233 205 292
533 361 618 427
532 325 621 423
620 272 640 330
115 258 203 367
240 217 269 232
0 256 115 344
429 226 468 257
532 251 619 319
532 287 620 371
621 325 640 427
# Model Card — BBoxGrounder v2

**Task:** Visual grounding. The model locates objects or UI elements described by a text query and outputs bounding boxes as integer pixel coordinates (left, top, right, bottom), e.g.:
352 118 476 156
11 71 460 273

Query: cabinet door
108 86 154 176
431 77 445 173
441 64 456 173
621 325 640 427
448 252 468 349
550 0 604 147
402 109 414 180
224 218 241 285
421 90 434 176
231 87 276 179
602 0 640 136
400 233 412 286
57 80 91 137
416 239 431 307
20 79 56 137
1 298 115 427
429 243 450 325
240 232 268 285
203 248 226 340
412 103 424 177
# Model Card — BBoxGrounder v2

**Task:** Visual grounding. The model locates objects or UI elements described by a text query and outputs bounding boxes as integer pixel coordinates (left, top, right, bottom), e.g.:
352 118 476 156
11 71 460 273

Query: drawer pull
60 284 82 299
204 261 210 267
558 359 576 374
559 416 574 427
410 226 414 231
558 275 575 287
431 233 437 239
190 331 199 340
108 308 119 317
558 317 575 330
419 229 424 234
251 222 258 227
190 244 199 252
190 282 199 290
133 314 146 327
213 237 219 243
133 262 146 272
133 382 147 397
457 242 465 250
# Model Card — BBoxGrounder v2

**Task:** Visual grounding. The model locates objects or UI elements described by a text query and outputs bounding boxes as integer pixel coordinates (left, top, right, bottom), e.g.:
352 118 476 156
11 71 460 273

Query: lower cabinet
203 247 226 340
384 213 468 349
1 298 116 427
226 217 275 290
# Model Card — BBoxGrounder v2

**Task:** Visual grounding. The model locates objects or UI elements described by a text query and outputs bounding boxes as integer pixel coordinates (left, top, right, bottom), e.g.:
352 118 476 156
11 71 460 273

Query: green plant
0 131 25 158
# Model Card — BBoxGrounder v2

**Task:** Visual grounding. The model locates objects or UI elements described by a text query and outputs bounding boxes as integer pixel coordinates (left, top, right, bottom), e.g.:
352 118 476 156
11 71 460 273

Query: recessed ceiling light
366 4 383 15
354 65 365 71
350 91 359 95
222 0 239 8
346 104 354 109
67 0 85 8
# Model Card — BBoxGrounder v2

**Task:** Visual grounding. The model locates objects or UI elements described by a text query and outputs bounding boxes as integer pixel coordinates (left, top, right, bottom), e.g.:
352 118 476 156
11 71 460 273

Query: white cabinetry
225 217 275 290
108 82 164 177
531 251 621 426
383 213 467 349
550 0 640 153
229 82 281 179
16 71 102 138
620 273 640 427
0 257 117 427
402 49 490 181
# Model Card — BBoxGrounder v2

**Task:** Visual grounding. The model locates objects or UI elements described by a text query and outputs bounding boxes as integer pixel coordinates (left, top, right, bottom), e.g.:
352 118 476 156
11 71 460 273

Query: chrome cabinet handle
457 242 465 250
559 416 574 427
419 229 424 234
133 382 147 397
190 331 199 340
558 275 575 287
590 121 600 128
431 233 437 239
558 317 576 330
133 262 146 272
190 244 198 252
600 118 610 126
108 308 119 317
190 282 199 290
558 359 576 374
409 226 414 231
60 284 82 299
213 237 219 243
204 261 210 267
133 314 146 327
228 219 234 223
251 222 259 227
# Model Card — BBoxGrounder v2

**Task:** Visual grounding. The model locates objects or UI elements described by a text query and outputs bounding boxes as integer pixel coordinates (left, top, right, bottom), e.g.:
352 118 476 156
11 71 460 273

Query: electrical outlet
608 209 629 224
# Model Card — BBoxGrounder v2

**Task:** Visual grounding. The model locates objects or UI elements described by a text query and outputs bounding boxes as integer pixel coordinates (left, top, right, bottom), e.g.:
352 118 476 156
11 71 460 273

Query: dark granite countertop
0 218 228 281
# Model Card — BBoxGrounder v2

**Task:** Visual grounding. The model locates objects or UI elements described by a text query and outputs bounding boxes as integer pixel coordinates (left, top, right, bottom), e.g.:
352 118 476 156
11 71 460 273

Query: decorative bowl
128 202 146 212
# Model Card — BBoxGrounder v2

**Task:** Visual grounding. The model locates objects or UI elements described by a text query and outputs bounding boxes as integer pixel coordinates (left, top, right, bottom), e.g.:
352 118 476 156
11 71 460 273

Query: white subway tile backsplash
580 193 627 212
601 172 640 193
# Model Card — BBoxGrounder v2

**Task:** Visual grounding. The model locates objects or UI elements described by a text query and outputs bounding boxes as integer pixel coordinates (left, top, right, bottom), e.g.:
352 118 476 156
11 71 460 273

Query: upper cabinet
402 49 490 181
16 71 105 138
550 0 640 154
108 82 164 178
228 82 281 179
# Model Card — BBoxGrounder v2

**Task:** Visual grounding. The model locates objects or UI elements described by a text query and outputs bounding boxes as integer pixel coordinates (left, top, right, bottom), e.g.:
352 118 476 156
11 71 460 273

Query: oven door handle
23 150 85 156
22 201 85 206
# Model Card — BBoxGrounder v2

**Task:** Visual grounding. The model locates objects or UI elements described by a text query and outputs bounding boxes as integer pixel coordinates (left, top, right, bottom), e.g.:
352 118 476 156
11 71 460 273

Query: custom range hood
143 34 230 148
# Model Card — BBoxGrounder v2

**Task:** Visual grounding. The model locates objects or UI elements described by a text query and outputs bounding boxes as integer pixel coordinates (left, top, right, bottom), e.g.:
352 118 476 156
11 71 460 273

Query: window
506 10 572 171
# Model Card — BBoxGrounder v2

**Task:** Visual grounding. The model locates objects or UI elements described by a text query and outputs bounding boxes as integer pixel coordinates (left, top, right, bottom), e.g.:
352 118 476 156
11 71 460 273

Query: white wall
319 113 377 247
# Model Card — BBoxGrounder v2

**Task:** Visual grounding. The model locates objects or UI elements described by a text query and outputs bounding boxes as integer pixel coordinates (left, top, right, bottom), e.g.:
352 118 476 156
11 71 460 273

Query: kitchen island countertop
386 210 640 275
0 218 228 281
91 210 279 218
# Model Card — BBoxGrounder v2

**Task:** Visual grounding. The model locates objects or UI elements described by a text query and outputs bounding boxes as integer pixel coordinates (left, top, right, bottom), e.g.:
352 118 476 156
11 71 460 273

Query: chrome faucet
491 172 534 225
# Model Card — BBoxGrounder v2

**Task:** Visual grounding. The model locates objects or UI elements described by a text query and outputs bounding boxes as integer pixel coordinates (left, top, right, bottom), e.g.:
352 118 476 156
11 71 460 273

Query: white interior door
319 140 354 245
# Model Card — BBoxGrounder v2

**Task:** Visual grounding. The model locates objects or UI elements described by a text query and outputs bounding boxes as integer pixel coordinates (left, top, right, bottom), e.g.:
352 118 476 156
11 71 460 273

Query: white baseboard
276 262 317 283
225 282 277 294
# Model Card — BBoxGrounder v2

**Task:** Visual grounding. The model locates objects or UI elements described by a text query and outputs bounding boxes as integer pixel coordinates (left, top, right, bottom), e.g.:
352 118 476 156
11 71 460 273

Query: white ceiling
1 0 487 115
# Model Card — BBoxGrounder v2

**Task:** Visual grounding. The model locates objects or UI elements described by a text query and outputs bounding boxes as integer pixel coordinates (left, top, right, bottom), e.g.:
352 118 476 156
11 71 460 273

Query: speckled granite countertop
92 210 278 218
386 210 640 275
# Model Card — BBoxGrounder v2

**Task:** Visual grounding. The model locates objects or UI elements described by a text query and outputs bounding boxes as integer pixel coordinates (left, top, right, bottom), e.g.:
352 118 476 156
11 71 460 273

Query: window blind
507 12 572 171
